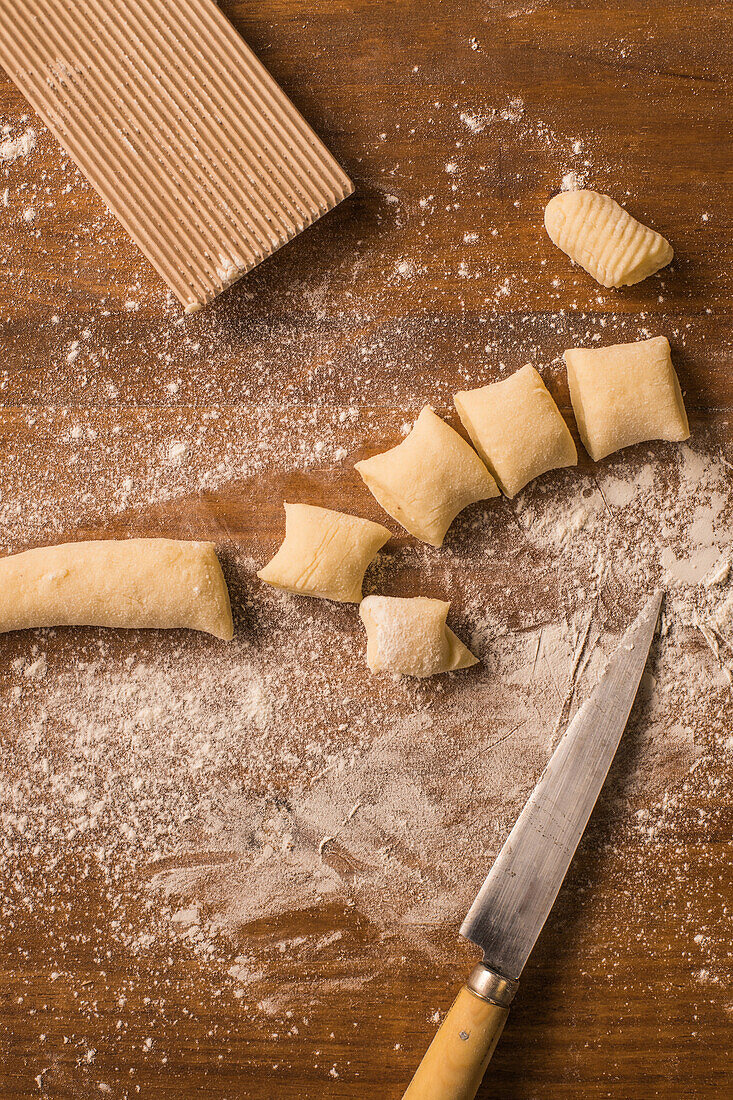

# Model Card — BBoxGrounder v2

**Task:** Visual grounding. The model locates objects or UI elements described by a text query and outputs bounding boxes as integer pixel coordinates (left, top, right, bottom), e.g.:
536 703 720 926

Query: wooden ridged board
0 0 354 312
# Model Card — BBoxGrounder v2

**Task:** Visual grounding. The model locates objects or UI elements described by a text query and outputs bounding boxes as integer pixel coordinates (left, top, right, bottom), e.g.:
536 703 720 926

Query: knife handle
402 964 518 1100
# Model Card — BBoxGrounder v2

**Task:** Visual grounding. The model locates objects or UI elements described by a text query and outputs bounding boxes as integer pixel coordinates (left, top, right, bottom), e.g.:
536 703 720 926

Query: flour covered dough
564 335 689 462
359 595 478 678
454 363 577 497
544 190 673 288
0 538 234 639
355 406 498 547
257 503 391 603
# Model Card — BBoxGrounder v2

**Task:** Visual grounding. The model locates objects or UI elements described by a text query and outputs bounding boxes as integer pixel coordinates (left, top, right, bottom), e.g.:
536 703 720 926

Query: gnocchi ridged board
0 0 353 312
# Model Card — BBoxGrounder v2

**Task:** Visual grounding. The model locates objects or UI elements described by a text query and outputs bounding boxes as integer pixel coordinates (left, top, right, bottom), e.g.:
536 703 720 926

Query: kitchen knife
403 590 663 1100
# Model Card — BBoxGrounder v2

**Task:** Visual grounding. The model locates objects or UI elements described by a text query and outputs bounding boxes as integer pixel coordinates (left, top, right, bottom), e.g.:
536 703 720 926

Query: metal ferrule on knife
466 963 519 1009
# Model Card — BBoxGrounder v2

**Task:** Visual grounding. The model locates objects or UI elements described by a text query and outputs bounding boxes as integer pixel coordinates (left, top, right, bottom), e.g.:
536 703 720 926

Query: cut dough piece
454 364 577 497
0 538 233 639
359 595 478 678
544 190 673 288
355 407 499 547
257 503 391 603
564 336 689 462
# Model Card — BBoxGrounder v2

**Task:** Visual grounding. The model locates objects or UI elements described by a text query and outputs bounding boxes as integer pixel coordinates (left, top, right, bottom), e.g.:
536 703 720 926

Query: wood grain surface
1 2 732 1098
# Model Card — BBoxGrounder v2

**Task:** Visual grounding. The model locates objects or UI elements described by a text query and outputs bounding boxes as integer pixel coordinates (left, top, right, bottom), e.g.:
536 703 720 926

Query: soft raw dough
257 503 391 603
454 363 577 497
544 190 673 288
0 538 233 639
355 406 499 547
359 595 478 678
564 335 690 462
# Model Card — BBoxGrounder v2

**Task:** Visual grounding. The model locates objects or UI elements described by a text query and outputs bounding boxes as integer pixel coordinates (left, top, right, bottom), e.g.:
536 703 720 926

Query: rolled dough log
355 407 499 547
359 595 478 678
257 503 391 603
564 335 689 461
454 363 577 497
544 190 673 288
0 538 234 640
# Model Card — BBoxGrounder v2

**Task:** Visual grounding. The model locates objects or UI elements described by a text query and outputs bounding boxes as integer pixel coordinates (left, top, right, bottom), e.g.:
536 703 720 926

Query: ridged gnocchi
544 190 673 288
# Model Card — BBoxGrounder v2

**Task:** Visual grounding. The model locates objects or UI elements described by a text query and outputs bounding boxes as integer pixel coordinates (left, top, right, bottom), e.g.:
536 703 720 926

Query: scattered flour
561 169 588 191
0 126 36 163
459 109 495 134
499 96 525 122
458 96 523 133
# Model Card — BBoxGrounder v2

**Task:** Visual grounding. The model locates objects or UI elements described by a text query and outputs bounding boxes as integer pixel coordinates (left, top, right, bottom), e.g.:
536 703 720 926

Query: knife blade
402 590 663 1100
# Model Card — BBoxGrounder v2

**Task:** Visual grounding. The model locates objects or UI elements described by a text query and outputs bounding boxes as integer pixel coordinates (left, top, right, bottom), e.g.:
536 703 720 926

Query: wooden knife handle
402 966 517 1100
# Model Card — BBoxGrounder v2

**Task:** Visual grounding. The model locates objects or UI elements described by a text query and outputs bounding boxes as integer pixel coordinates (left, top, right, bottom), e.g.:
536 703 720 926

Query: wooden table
1 2 731 1097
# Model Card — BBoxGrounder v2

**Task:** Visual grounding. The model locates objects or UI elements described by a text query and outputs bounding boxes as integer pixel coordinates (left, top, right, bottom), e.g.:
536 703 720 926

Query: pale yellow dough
544 190 673 288
564 336 689 462
355 407 499 547
359 595 478 678
454 364 577 498
0 538 233 639
257 503 391 603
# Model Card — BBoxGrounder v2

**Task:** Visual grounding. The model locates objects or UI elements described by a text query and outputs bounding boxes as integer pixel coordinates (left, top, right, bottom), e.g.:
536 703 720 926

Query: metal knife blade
460 590 663 981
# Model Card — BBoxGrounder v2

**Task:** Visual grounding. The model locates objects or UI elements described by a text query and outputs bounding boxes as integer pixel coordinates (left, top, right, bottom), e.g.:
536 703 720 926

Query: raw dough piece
0 538 233 639
257 503 391 603
355 407 499 547
564 336 689 462
544 190 673 288
454 364 577 497
359 595 478 678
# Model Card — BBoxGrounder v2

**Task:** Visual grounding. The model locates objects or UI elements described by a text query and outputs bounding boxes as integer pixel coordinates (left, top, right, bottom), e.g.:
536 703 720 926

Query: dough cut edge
359 600 380 672
202 546 235 640
563 351 597 459
668 368 691 442
444 625 479 671
452 393 507 493
355 460 446 546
